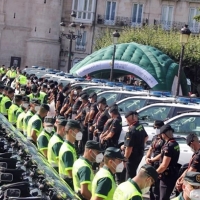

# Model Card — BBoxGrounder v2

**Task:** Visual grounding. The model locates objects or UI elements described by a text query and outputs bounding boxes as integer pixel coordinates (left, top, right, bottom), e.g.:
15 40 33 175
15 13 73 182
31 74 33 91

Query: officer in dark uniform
100 106 122 148
92 97 110 142
145 120 165 200
123 111 149 180
176 133 200 193
150 124 180 200
87 92 98 140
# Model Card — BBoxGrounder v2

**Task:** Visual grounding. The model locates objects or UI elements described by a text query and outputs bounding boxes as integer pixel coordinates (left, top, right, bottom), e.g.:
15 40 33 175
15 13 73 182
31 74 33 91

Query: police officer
1 87 15 118
8 94 23 126
58 119 82 189
91 147 125 200
172 171 200 200
123 111 149 180
37 117 55 158
16 71 28 87
27 104 49 144
73 140 104 200
23 99 40 136
176 133 200 192
150 124 180 200
28 84 47 104
100 106 122 148
145 120 165 200
113 164 158 200
92 97 110 142
87 92 98 140
47 118 67 172
16 96 30 132
0 84 5 113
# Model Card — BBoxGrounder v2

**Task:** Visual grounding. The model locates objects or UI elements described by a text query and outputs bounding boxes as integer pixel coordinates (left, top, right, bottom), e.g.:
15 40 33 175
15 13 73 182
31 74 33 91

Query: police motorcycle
0 114 81 200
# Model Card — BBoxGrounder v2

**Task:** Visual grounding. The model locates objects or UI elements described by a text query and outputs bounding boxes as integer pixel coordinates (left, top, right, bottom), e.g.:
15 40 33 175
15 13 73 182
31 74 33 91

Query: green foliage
94 26 200 69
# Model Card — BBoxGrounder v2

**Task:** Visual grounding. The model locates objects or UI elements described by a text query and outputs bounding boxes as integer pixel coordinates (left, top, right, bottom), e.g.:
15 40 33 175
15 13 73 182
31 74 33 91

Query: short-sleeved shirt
57 91 65 111
160 138 180 168
52 133 64 157
189 149 200 171
62 97 69 107
37 131 53 150
96 109 110 132
95 166 113 197
77 157 92 184
80 102 91 121
124 121 148 160
110 115 122 143
89 103 98 123
32 115 42 133
62 140 76 171
151 136 165 158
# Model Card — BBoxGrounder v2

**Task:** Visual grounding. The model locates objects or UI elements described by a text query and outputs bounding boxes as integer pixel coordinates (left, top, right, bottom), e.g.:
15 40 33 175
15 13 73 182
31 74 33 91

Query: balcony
96 15 200 33
97 15 144 27
73 10 95 24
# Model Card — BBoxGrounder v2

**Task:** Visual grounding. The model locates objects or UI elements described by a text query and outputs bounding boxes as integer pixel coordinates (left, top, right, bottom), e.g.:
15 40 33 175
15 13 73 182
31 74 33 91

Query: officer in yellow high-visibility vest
113 164 158 200
16 72 28 86
58 119 82 189
8 95 23 126
23 99 41 136
73 140 104 200
16 96 30 132
0 65 6 79
1 87 15 118
0 84 4 104
37 117 55 158
27 104 49 145
171 171 200 200
91 147 125 200
28 85 47 104
47 117 67 172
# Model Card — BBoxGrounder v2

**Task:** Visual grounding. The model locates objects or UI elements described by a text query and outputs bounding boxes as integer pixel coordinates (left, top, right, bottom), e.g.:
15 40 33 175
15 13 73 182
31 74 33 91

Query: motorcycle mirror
0 173 13 182
5 189 21 198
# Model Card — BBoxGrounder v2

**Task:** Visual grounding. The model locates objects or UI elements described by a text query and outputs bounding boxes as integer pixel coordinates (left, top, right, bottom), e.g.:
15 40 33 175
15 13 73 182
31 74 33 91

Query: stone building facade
0 0 200 71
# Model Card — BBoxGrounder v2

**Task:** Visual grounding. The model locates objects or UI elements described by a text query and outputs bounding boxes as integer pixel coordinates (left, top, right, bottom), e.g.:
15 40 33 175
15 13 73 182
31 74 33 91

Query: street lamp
175 25 191 96
60 11 85 73
110 30 120 81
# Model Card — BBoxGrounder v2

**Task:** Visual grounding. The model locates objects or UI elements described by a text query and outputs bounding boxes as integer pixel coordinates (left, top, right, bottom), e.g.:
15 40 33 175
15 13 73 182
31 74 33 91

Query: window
105 1 116 25
118 99 146 113
75 31 87 51
131 4 143 27
188 8 200 33
168 116 200 137
139 106 171 122
72 0 95 22
161 5 173 30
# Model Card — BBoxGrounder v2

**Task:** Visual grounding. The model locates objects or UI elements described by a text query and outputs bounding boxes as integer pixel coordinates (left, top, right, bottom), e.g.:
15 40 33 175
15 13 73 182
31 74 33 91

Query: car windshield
168 115 200 138
118 99 146 113
139 106 171 122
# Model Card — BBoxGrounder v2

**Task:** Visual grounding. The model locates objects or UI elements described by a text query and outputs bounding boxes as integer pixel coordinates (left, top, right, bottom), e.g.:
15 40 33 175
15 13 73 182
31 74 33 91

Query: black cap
0 85 4 90
30 98 41 105
85 140 104 152
109 103 118 109
42 83 47 88
141 164 159 182
3 86 9 91
66 119 81 130
57 119 68 126
89 92 97 98
41 104 50 111
79 91 87 97
31 85 37 92
81 94 88 100
184 172 200 186
104 147 125 160
50 83 55 89
44 117 55 125
154 120 164 127
7 87 15 93
109 107 118 114
14 95 23 101
62 86 69 93
125 111 138 118
75 86 82 90
22 96 30 102
58 82 63 87
56 115 66 121
97 97 107 104
160 124 174 134
44 79 48 83
186 133 197 146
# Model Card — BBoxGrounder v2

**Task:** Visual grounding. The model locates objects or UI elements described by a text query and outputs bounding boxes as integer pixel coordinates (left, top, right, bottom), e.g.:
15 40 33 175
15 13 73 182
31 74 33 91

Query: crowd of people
0 65 200 200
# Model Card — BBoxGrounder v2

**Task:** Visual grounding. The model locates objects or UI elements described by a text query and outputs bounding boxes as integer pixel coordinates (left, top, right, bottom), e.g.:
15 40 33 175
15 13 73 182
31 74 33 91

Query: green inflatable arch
70 42 188 95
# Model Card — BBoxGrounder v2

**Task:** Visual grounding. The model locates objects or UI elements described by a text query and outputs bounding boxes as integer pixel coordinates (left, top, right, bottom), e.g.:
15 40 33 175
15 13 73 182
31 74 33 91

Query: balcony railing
96 15 200 33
